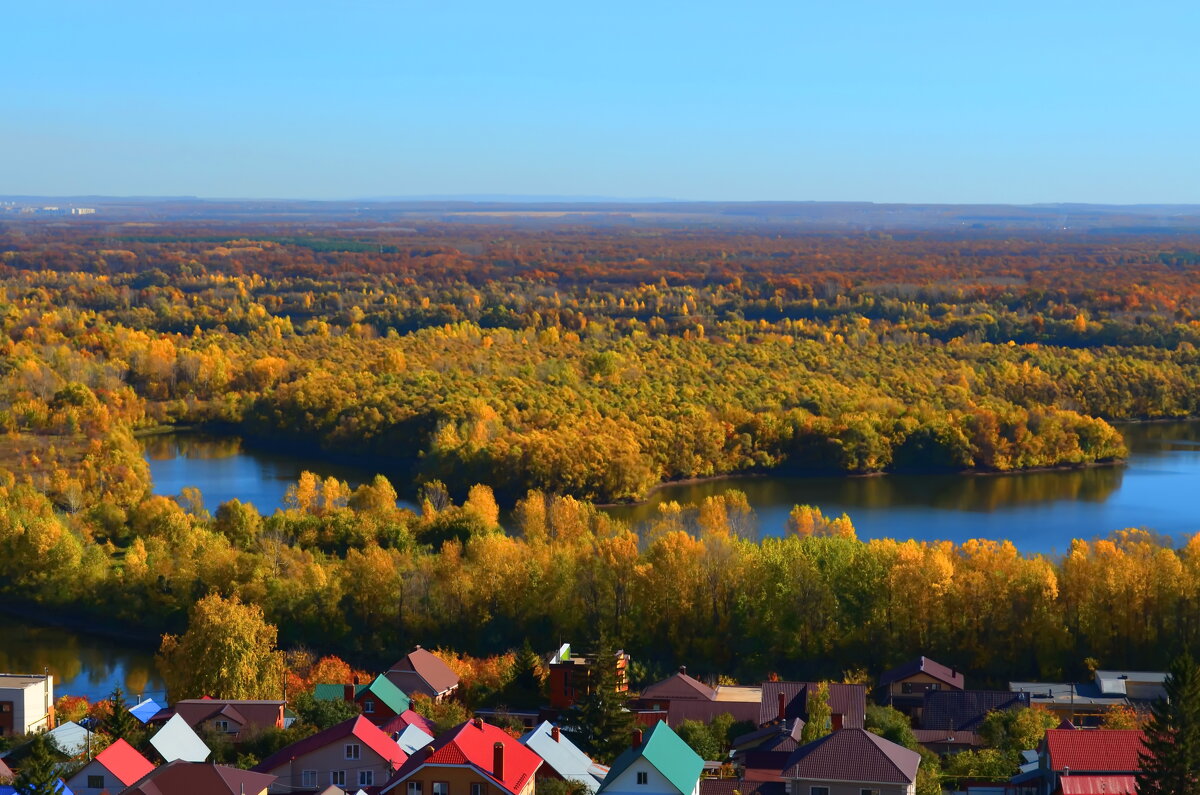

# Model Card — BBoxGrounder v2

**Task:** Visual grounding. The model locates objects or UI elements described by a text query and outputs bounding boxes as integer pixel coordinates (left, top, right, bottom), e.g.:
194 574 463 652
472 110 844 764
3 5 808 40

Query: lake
0 613 166 702
143 422 1200 554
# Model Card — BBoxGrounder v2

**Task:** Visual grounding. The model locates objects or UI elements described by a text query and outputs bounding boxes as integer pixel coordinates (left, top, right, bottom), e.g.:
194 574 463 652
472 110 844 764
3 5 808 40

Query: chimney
424 745 435 758
551 726 561 743
679 666 687 676
493 742 505 781
415 644 423 651
632 729 643 748
777 692 786 721
344 683 355 702
473 717 484 730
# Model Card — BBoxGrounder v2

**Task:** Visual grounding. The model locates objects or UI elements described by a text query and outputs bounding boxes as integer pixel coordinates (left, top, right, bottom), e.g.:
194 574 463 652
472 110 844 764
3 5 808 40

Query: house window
472 783 485 795
861 790 881 795
810 789 829 795
301 770 317 787
408 783 424 795
88 775 105 789
214 719 231 733
637 772 649 785
434 781 450 795
346 742 362 760
364 700 376 714
360 771 375 786
331 770 347 787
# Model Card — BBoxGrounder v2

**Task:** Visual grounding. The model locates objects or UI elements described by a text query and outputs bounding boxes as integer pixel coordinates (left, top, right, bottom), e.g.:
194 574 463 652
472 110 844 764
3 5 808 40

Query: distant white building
70 207 96 215
0 672 55 736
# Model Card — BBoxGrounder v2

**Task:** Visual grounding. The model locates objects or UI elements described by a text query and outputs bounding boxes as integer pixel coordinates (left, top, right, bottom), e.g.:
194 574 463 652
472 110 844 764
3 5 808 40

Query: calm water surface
144 422 1200 555
0 613 166 701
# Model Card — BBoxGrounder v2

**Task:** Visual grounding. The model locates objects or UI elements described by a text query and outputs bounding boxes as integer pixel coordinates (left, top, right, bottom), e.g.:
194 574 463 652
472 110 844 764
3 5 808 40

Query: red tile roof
1060 776 1139 795
1044 730 1146 773
782 729 920 784
254 715 408 774
382 719 542 795
96 738 157 786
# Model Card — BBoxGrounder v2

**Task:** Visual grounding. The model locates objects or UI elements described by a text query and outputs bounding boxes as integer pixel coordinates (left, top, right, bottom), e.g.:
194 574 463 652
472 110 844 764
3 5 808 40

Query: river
143 421 1200 555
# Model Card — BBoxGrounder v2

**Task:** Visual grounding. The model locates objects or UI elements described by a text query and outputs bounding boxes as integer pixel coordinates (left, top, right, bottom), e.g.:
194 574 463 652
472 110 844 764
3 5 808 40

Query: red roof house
66 737 156 795
381 718 543 795
386 646 460 700
1044 729 1147 773
380 708 439 737
254 714 408 793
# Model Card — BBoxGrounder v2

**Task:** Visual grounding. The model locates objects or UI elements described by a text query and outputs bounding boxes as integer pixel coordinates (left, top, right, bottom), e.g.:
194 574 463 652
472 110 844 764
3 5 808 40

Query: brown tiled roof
123 759 277 795
641 669 717 703
387 647 460 698
782 729 920 784
758 683 866 728
912 729 981 748
666 700 759 727
168 700 284 733
700 779 786 795
878 656 965 690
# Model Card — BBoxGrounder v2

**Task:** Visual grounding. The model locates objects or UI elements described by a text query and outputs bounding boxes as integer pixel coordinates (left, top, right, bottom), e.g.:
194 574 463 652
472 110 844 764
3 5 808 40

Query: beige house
254 714 407 792
0 672 54 736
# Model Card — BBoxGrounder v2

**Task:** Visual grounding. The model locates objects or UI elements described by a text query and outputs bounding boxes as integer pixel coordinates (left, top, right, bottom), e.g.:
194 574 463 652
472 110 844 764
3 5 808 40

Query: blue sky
3 1 1198 203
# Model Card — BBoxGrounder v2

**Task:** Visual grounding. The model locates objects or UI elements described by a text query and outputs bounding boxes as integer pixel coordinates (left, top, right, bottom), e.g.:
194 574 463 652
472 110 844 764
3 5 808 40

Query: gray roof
1009 681 1130 707
521 721 605 794
150 713 211 763
1094 670 1168 700
395 724 435 755
46 721 92 756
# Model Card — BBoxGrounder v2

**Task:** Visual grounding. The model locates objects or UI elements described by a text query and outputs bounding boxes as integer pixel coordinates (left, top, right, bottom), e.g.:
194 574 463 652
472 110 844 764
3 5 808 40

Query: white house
0 673 54 736
598 722 703 795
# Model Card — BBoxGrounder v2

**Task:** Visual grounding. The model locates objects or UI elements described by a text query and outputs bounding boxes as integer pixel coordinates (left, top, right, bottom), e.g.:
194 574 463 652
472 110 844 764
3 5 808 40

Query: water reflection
142 422 1200 554
0 614 165 701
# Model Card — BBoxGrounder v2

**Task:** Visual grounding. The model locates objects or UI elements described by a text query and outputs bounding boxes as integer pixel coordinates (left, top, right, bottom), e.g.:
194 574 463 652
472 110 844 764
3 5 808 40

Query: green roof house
313 675 411 724
598 721 703 795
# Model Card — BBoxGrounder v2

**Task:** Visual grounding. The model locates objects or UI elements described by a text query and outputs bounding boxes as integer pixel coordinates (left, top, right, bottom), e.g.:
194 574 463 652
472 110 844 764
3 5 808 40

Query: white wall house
0 673 54 736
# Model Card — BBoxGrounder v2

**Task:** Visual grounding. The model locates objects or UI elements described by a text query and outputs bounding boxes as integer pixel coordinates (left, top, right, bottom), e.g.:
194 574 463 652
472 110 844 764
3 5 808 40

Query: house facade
255 714 407 793
381 718 542 795
0 673 54 736
598 722 703 795
65 738 155 795
547 644 630 710
877 656 965 716
161 699 286 739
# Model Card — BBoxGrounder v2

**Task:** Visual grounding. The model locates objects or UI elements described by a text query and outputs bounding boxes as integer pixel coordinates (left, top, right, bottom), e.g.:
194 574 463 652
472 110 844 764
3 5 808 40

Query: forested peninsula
2 221 1199 680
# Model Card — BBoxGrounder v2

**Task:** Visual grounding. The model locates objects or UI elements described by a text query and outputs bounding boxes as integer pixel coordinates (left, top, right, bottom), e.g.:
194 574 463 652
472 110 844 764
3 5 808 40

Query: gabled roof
381 709 438 737
168 700 285 732
395 724 436 755
640 668 717 703
95 738 156 786
386 647 459 698
921 690 1029 731
758 682 866 728
255 715 407 774
382 719 542 795
122 759 277 795
782 729 919 785
521 722 604 794
366 673 412 714
1043 729 1146 773
46 721 92 757
150 713 212 763
130 698 164 724
878 656 965 690
600 721 704 795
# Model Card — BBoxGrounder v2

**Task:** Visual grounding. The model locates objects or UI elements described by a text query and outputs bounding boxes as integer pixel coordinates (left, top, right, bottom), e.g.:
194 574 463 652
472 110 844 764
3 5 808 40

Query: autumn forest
2 218 1200 683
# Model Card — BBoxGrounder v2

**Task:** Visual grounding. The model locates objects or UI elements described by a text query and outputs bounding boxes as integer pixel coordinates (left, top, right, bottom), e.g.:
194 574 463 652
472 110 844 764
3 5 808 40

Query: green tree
676 719 722 761
13 733 65 795
291 690 362 730
157 593 285 700
104 686 138 742
866 704 917 749
568 634 636 763
800 681 832 743
503 641 545 709
978 706 1057 753
1139 651 1200 794
940 749 1019 785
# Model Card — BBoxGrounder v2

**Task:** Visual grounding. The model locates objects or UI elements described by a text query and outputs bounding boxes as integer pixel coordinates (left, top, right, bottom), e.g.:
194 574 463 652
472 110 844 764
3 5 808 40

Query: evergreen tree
504 641 545 709
105 686 137 742
14 733 64 795
567 635 636 763
1140 651 1200 794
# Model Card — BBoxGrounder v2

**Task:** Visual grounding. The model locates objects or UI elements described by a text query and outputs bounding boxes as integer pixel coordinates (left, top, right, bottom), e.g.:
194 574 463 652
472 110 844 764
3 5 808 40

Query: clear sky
3 0 1198 203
